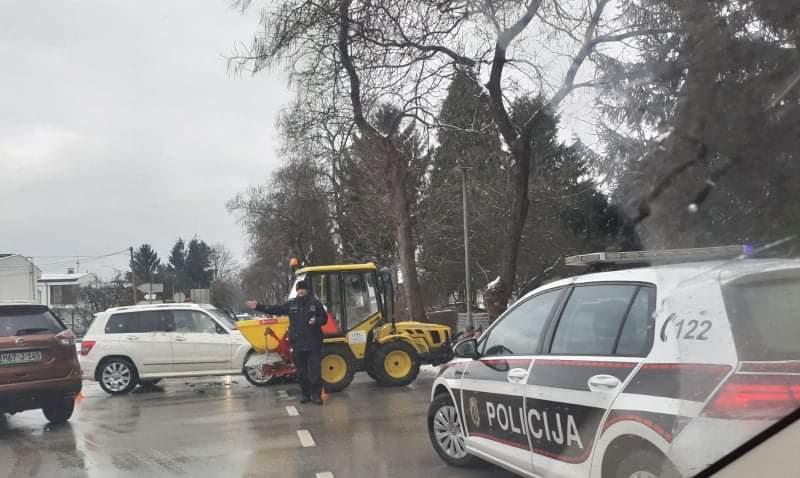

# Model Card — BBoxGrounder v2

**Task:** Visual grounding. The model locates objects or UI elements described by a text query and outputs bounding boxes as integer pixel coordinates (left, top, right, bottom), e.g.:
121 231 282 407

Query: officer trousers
293 348 322 399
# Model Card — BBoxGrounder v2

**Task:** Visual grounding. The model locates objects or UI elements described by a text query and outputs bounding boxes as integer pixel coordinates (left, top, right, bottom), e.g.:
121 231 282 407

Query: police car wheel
613 448 680 478
428 393 479 467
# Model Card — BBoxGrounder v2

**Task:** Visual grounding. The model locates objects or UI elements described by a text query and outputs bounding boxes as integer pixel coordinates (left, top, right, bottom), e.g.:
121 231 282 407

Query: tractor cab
289 263 394 337
290 264 386 338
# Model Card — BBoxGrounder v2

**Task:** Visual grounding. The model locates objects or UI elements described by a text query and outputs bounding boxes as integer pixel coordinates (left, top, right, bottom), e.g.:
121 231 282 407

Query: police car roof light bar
565 245 749 267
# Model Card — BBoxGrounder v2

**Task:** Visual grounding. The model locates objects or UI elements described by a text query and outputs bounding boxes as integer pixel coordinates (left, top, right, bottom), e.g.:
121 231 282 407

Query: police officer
246 280 328 404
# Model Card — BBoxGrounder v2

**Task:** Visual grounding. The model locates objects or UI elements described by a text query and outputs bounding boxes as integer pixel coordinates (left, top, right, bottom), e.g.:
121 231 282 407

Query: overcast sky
0 1 602 281
0 1 287 277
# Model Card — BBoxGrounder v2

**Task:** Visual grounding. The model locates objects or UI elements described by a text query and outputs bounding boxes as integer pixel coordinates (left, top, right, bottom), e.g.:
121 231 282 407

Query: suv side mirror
453 338 479 359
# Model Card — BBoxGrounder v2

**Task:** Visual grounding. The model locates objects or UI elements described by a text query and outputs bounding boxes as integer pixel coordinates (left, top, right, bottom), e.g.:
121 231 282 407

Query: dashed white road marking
297 429 316 447
286 405 299 416
316 472 334 478
277 389 289 398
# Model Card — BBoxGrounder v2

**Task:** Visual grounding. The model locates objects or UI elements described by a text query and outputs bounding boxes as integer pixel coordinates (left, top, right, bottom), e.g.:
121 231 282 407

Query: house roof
39 272 94 283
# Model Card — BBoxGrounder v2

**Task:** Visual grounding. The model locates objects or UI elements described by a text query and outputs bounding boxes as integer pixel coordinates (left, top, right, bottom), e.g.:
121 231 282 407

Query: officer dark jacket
255 295 328 351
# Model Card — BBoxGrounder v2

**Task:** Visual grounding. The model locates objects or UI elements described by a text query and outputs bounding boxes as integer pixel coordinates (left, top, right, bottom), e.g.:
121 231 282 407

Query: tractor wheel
365 363 381 382
321 344 355 393
373 341 420 386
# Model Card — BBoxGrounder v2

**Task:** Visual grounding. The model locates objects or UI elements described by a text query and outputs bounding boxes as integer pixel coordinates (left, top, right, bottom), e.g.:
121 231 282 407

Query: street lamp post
459 166 474 331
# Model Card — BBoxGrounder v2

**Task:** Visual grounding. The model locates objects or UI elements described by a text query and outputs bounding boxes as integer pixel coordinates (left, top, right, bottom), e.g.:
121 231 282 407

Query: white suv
80 303 270 394
428 248 800 478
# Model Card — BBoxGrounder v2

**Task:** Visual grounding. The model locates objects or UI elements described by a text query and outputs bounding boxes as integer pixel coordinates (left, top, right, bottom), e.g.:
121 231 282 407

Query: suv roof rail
106 302 208 312
565 245 750 268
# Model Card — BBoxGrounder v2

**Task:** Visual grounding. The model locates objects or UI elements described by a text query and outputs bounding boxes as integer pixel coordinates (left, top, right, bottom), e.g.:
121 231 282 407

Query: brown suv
0 303 82 424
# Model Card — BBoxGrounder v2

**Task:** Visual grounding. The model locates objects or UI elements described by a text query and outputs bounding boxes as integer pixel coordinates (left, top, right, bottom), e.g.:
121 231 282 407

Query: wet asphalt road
0 368 514 478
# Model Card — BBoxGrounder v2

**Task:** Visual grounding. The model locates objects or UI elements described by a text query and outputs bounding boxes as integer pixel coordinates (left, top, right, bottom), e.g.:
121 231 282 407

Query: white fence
456 313 490 333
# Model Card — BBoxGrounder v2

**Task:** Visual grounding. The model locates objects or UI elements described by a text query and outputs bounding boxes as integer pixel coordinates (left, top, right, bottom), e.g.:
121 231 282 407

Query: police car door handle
507 368 529 383
588 374 621 392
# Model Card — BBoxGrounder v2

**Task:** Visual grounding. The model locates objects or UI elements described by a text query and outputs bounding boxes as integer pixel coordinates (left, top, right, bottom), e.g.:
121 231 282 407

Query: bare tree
230 0 474 321
232 0 668 320
209 244 239 280
365 0 674 317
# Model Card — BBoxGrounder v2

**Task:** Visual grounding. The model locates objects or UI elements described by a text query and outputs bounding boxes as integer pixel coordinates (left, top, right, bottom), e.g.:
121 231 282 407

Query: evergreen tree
185 238 213 289
599 0 800 250
167 238 188 294
130 244 160 283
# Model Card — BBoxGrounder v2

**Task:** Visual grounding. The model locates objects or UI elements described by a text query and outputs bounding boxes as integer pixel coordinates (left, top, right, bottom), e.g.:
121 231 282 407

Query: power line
0 249 130 275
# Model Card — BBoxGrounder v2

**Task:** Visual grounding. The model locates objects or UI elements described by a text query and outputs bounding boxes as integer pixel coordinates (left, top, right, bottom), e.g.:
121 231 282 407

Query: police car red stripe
462 358 533 381
738 361 800 374
623 363 732 401
528 359 636 390
602 410 682 442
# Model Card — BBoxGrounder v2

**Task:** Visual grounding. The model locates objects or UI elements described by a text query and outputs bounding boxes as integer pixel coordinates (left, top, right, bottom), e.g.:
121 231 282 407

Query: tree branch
592 28 680 46
337 0 372 134
486 0 545 145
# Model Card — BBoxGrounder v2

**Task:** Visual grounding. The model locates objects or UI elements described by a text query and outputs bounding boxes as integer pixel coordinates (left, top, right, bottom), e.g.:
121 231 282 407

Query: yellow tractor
238 263 453 392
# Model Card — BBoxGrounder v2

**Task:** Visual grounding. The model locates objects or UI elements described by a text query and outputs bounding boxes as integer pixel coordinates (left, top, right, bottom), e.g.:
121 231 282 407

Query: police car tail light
704 375 800 419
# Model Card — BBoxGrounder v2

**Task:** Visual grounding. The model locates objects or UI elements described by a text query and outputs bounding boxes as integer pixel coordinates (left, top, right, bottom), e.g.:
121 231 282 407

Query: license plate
0 350 43 365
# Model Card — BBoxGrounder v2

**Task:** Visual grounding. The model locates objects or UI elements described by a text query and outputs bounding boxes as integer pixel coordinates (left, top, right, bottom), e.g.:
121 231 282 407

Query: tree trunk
394 193 427 322
386 141 427 323
489 126 537 322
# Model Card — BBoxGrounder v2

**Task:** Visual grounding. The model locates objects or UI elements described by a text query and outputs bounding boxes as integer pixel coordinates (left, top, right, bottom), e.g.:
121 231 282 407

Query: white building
0 254 42 302
38 271 98 307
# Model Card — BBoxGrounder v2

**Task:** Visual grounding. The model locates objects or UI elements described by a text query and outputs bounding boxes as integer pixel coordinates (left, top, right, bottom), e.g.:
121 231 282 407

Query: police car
427 246 800 478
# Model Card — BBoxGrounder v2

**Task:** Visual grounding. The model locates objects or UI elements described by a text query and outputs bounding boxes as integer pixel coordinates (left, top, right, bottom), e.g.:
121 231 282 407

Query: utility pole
129 247 137 305
460 166 474 331
28 257 37 303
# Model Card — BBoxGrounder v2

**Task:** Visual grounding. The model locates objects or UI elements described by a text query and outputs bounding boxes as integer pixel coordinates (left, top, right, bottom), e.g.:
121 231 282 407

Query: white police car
428 246 800 478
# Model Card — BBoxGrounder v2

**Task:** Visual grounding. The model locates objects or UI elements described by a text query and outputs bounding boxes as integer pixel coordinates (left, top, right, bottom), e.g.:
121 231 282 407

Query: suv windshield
0 306 65 337
205 307 237 330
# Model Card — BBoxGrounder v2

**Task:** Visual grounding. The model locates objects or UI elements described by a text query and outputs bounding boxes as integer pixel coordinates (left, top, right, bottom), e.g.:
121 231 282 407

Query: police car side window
482 290 561 357
615 286 656 356
550 285 639 355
